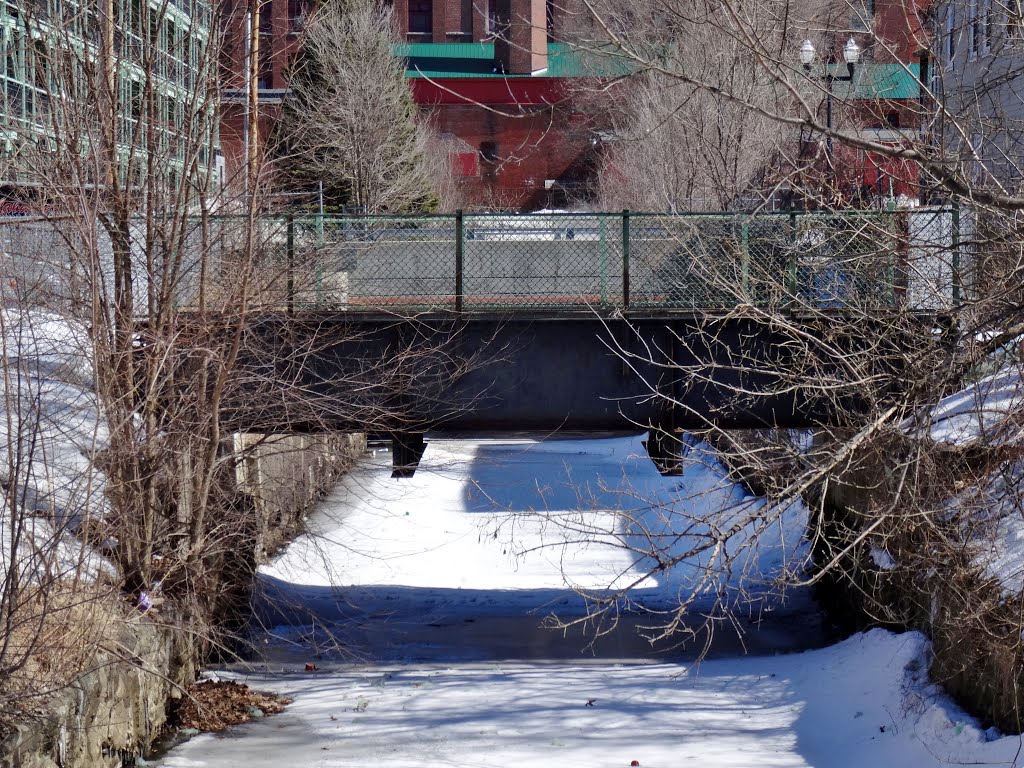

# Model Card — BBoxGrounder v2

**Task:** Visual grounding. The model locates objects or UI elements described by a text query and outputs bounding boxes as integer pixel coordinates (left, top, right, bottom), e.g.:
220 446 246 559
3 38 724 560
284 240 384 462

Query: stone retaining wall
0 616 195 768
232 432 365 560
0 431 364 768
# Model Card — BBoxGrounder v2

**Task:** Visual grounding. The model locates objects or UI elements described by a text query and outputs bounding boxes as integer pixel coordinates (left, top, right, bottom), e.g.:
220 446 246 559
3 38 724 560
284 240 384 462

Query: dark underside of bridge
203 310 925 476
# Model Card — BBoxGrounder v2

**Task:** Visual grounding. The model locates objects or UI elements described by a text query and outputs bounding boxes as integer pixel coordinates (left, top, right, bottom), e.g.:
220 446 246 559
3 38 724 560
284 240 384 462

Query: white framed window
946 4 957 67
969 0 980 58
1007 0 1024 39
981 0 993 53
969 132 985 183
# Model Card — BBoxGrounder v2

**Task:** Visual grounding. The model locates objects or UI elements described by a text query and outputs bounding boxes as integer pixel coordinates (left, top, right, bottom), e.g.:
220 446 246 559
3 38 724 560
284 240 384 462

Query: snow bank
947 458 1024 593
156 629 1022 768
905 367 1024 447
903 364 1024 593
0 310 110 590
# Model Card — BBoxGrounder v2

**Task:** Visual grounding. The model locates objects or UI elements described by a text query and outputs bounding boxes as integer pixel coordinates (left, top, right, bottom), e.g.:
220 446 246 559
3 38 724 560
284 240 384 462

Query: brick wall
219 0 304 188
873 0 929 62
394 0 560 48
217 0 593 204
431 101 600 209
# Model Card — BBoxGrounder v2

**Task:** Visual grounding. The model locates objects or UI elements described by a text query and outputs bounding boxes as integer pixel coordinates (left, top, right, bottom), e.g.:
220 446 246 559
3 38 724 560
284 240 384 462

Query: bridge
198 208 960 475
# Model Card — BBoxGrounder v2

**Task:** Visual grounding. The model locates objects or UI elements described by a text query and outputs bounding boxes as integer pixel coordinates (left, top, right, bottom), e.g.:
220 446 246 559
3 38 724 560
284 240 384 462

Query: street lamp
801 37 862 179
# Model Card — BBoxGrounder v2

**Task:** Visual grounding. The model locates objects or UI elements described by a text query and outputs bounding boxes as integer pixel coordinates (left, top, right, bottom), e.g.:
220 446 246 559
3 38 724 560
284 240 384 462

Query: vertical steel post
286 213 295 316
622 209 630 310
951 201 962 307
740 219 751 300
455 209 464 312
787 207 799 305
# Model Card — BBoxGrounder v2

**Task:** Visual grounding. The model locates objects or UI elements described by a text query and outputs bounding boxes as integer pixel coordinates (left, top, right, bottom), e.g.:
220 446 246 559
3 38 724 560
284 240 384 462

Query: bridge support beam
643 427 687 476
390 432 427 478
216 313 913 437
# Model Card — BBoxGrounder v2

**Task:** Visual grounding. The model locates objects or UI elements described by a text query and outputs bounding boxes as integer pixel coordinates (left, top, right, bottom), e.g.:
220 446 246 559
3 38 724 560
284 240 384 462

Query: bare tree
0 0 285 671
277 0 439 212
541 1 1024 711
0 292 117 726
597 69 782 211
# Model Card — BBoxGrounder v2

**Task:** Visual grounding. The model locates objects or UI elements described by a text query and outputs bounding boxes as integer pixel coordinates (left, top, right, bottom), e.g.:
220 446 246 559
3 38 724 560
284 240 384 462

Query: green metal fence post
889 210 900 308
316 179 324 248
740 218 751 299
598 215 608 306
622 209 631 311
286 213 295 316
951 201 962 307
455 209 464 313
787 207 798 306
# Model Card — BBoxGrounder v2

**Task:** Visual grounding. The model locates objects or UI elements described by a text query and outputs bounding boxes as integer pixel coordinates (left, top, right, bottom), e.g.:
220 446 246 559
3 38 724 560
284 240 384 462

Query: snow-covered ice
256 436 810 638
157 629 1024 768
155 435 1024 768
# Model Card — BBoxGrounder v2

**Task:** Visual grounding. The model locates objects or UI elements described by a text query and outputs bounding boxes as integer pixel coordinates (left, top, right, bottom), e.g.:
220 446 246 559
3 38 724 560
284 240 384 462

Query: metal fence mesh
0 208 961 314
463 214 624 309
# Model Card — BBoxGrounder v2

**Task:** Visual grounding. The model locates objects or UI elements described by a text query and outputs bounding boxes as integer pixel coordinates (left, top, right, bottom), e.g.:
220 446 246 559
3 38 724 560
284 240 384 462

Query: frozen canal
156 436 1023 768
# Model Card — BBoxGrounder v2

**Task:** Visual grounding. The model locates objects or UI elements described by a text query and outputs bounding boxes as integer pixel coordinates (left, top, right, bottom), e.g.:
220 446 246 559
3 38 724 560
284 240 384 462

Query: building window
257 42 272 88
945 5 956 65
409 0 432 35
130 79 142 120
480 141 498 162
981 0 992 52
259 0 272 35
969 132 984 183
969 0 980 58
848 1 875 32
460 0 472 38
258 0 273 88
480 141 498 178
288 0 305 33
487 1 497 35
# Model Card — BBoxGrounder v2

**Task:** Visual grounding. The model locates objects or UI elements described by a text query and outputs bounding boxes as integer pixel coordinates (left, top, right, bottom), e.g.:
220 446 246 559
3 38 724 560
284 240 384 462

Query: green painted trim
397 41 633 79
826 62 923 100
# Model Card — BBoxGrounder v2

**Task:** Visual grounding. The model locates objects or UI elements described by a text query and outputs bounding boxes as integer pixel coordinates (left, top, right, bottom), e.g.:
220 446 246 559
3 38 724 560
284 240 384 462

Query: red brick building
404 41 608 209
822 0 932 204
217 0 932 208
219 0 308 191
219 0 605 209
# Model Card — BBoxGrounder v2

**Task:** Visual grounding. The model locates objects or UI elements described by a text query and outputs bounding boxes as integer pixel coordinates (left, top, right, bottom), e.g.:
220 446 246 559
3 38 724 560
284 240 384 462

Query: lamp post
800 37 861 182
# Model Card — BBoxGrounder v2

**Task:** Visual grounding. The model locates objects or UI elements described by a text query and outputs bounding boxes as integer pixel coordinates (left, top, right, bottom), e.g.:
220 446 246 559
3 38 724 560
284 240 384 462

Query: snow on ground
906 366 1024 447
0 309 110 589
901 364 1024 594
257 435 809 632
894 361 1024 596
946 456 1024 594
157 630 1024 768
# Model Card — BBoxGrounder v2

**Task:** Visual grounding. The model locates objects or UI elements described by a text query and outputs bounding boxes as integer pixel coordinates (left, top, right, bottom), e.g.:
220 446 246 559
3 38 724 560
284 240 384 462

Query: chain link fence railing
0 207 962 314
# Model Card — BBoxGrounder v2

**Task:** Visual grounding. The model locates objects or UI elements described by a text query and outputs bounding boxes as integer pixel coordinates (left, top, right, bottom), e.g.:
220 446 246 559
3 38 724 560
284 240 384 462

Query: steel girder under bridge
216 310 919 477
172 208 959 475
